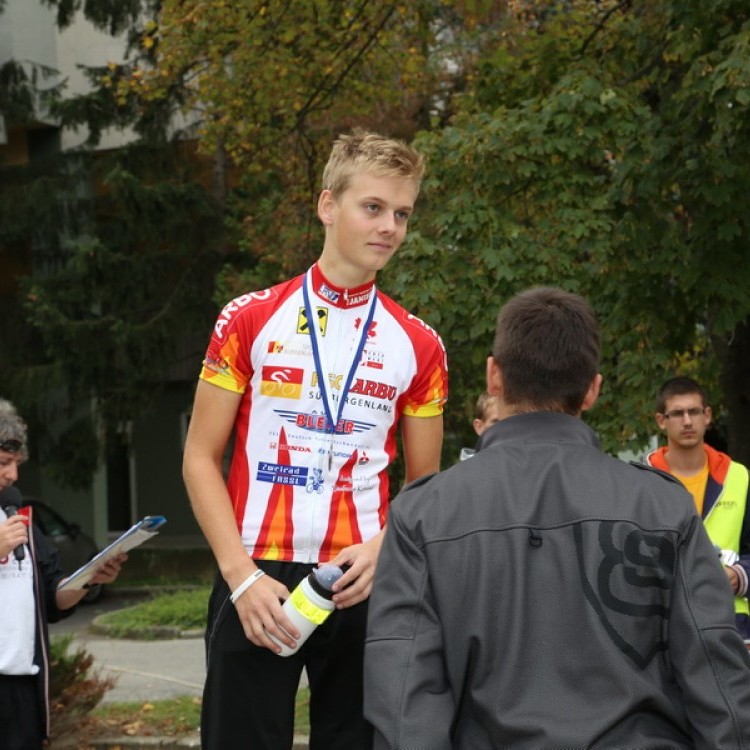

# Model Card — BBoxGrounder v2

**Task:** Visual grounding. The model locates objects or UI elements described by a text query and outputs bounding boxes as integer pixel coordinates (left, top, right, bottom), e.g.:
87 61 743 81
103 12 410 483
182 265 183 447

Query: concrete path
48 590 310 749
49 591 206 704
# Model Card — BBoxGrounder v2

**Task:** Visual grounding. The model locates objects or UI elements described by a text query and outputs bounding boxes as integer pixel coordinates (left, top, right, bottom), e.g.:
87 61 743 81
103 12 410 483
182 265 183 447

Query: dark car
22 497 104 603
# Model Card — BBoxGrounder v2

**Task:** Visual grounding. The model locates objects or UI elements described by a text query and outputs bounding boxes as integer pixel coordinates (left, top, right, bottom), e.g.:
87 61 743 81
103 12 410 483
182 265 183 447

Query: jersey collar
310 263 375 309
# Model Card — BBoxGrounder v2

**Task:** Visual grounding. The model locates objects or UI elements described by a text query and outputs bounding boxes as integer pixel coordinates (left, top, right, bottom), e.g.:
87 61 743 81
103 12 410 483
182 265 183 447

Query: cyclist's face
318 172 417 287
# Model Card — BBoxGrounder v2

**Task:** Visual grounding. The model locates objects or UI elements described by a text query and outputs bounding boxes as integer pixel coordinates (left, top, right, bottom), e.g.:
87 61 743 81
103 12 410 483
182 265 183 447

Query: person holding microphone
0 398 126 750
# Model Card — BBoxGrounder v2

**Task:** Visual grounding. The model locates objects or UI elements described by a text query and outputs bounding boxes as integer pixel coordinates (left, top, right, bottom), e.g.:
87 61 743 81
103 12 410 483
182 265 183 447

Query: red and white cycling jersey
200 263 448 563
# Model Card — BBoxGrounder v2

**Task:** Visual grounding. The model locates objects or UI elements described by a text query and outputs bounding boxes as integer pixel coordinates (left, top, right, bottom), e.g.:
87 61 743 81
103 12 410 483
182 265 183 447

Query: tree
1 0 510 483
149 0 509 297
386 0 750 460
143 0 518 468
0 0 224 487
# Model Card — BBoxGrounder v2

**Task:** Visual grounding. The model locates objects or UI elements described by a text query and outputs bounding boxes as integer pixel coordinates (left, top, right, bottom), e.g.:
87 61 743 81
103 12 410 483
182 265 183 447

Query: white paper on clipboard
57 515 167 590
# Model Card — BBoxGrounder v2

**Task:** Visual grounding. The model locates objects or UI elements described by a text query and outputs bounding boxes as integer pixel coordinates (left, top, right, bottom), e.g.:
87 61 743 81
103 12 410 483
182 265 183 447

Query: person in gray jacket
364 286 750 750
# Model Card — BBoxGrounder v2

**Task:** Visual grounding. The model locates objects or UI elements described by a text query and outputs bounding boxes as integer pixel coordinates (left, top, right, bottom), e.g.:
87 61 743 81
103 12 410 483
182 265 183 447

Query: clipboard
57 515 167 590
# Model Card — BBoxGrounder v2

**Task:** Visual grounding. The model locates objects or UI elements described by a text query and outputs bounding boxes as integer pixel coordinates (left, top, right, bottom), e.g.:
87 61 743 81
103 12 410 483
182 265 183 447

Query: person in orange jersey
183 130 448 750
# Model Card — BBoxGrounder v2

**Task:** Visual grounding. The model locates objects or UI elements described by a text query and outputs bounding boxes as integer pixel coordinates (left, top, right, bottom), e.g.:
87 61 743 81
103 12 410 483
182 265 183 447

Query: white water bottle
271 564 343 657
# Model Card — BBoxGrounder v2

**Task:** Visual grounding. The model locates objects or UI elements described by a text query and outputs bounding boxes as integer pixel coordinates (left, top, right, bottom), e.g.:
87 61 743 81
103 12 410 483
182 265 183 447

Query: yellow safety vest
704 461 750 616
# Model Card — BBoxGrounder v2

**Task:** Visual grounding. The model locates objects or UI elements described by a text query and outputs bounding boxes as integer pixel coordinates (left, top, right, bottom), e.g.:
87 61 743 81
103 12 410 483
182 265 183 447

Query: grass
63 688 310 742
84 586 311 738
89 688 311 738
91 695 202 736
94 587 210 638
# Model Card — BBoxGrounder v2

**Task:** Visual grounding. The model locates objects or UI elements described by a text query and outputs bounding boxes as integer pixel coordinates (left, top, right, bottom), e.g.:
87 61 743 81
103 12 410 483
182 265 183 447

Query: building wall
0 2 59 102
55 13 135 151
0 0 135 148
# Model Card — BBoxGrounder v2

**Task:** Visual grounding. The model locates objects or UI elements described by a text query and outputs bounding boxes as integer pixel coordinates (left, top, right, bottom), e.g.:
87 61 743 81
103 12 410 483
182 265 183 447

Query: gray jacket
365 412 750 750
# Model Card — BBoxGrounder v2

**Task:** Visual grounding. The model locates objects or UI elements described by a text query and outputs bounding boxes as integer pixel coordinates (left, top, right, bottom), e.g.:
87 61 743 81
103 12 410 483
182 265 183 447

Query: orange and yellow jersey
199 263 448 563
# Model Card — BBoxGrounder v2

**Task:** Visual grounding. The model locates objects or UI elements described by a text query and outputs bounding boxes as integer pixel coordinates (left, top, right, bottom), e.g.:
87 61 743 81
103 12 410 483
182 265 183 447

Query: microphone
0 486 26 565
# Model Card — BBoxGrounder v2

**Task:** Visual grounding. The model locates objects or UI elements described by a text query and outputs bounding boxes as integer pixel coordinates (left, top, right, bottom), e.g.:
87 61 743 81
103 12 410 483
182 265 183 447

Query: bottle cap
309 564 344 598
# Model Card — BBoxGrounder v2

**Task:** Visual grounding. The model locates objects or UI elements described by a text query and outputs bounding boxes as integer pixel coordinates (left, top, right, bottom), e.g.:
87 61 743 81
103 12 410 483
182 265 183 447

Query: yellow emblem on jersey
297 306 328 336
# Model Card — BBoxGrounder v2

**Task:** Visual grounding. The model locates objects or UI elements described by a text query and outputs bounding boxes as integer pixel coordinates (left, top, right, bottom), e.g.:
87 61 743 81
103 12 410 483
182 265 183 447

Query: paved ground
50 591 206 704
49 589 310 749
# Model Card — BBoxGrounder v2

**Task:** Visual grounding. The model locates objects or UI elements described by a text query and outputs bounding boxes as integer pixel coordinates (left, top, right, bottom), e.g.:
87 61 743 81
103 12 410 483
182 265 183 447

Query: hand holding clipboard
57 515 167 591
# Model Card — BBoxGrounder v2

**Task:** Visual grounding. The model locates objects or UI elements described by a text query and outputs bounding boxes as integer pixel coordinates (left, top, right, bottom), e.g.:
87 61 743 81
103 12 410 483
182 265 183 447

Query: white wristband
230 569 266 604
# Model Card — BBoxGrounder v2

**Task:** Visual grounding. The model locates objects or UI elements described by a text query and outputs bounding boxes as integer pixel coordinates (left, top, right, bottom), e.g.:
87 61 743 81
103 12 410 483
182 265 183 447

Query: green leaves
390 1 750 460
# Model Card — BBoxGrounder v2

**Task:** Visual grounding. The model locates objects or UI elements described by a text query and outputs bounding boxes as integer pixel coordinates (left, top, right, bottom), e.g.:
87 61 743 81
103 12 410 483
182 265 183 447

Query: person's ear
704 405 712 428
655 412 667 431
486 356 502 397
318 189 336 226
580 373 602 413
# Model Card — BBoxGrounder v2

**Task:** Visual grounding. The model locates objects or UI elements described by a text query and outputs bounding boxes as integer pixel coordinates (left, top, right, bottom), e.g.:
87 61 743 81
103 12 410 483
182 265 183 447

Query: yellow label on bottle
290 587 333 625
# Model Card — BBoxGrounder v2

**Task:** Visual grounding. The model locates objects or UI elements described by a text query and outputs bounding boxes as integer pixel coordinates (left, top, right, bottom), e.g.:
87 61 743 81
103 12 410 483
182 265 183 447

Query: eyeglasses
662 408 705 420
0 439 23 453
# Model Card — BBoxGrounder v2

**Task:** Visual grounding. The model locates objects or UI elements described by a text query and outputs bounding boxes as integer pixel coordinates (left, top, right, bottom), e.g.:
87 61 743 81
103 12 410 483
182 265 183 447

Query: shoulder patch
628 460 683 486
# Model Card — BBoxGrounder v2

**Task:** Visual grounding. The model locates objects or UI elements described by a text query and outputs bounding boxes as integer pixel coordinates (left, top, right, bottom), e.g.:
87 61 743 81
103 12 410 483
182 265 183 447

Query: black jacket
29 522 70 739
365 412 750 750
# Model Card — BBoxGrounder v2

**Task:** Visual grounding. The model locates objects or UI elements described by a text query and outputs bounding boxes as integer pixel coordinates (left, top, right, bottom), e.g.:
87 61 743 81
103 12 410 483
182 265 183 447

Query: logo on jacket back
575 520 674 669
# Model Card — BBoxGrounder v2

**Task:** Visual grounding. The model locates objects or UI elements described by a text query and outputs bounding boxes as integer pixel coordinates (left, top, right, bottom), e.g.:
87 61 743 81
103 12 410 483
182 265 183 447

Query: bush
48 635 114 739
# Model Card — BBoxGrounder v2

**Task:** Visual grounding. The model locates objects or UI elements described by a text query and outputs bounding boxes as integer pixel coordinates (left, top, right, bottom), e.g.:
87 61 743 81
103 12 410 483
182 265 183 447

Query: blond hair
474 391 498 422
322 129 425 199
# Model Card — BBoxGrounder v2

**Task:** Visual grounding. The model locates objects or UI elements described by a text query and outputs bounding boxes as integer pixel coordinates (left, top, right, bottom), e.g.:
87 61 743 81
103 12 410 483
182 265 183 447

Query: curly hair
0 398 28 461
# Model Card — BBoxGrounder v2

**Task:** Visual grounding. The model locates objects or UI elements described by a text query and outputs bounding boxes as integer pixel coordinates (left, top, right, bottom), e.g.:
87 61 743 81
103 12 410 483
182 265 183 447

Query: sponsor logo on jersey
265 340 312 357
310 372 396 401
318 283 340 304
260 366 304 399
268 440 313 453
311 372 344 390
297 306 328 336
203 355 231 375
274 409 376 434
317 283 373 308
360 348 384 370
345 290 372 307
349 378 397 401
214 289 273 340
256 462 308 486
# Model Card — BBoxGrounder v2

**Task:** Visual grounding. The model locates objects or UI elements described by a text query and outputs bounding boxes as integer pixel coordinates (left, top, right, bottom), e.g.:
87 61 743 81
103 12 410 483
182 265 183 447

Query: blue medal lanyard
303 268 377 472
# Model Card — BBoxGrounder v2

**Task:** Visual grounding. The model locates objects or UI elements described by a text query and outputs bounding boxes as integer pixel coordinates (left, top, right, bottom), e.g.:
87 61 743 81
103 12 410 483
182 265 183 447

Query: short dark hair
492 287 600 415
656 376 708 414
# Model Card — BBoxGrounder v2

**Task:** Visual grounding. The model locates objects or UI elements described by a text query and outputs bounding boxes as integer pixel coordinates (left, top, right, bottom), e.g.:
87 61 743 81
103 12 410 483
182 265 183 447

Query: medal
303 267 377 482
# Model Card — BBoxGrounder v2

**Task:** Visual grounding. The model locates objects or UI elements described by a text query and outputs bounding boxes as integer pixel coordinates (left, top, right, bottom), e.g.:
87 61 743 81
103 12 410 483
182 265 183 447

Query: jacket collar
476 411 601 452
648 443 731 484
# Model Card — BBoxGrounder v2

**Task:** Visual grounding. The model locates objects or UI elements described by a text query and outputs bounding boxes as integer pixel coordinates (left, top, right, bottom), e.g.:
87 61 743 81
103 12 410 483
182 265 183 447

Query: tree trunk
211 142 229 255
